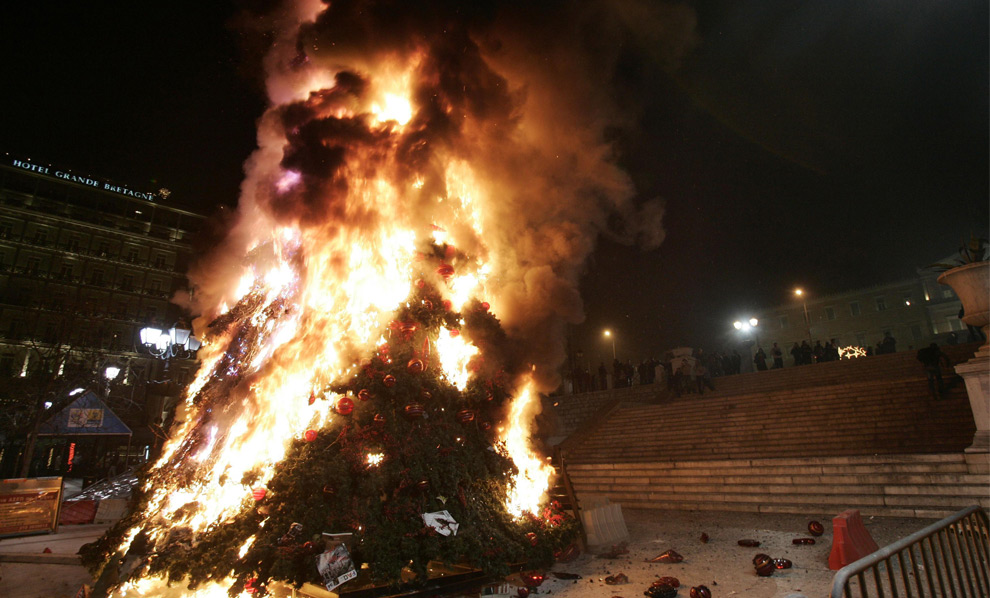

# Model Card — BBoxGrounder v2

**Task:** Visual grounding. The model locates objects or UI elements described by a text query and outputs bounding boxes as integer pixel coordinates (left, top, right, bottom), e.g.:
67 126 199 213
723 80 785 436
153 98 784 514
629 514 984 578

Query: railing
830 505 990 597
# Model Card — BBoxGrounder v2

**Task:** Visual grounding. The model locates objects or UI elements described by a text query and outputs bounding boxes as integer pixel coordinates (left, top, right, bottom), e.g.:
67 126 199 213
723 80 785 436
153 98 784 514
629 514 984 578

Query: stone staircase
559 344 987 518
565 454 987 519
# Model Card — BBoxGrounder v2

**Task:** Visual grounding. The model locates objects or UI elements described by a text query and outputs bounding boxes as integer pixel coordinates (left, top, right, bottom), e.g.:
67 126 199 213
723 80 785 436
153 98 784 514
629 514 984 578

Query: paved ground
525 509 933 598
0 510 937 598
0 523 110 598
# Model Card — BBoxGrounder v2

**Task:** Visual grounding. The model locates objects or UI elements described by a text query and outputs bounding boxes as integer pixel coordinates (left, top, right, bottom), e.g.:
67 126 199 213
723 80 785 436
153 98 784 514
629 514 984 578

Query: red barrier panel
829 509 880 570
59 500 98 525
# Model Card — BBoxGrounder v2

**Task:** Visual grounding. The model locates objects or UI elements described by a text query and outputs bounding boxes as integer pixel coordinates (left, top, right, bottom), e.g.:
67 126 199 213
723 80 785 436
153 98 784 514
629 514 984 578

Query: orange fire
107 14 564 598
104 0 662 590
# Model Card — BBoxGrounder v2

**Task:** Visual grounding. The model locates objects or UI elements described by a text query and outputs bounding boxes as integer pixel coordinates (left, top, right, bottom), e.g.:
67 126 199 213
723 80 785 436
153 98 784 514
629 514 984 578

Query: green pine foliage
83 267 578 596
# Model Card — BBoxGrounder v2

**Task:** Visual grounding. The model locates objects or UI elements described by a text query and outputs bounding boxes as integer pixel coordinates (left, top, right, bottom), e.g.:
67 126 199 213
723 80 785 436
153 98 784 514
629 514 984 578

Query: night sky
1 1 986 364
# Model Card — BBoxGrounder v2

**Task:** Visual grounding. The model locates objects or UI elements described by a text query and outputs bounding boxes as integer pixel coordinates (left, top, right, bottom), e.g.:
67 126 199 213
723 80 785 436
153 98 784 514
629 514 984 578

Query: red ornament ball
251 487 267 501
383 374 397 387
322 484 335 496
303 541 316 553
645 585 677 598
415 278 425 288
373 413 386 425
520 571 545 587
793 537 816 545
456 409 476 424
479 301 490 312
480 421 492 431
689 586 712 598
442 299 452 310
416 479 429 492
335 397 354 415
774 558 793 569
653 577 680 588
449 328 460 337
517 588 530 598
808 520 825 536
403 403 425 420
358 388 372 401
526 532 538 546
304 429 318 442
420 389 432 400
407 358 425 374
245 577 259 594
754 554 775 577
437 263 455 278
308 391 317 405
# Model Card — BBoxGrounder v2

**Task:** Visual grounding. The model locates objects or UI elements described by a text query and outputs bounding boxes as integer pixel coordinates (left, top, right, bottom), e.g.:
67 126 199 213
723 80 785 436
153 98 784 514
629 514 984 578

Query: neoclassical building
0 154 207 475
754 273 964 357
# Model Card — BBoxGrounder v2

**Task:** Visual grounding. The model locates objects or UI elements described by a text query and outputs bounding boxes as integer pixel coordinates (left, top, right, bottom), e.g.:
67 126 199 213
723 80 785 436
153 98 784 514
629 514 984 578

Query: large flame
105 0 660 593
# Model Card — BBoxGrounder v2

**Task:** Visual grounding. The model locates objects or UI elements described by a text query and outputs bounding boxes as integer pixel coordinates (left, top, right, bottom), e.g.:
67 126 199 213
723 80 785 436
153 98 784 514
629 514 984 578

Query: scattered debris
551 572 582 580
700 532 709 543
690 585 712 598
737 539 760 547
793 538 816 545
605 573 629 585
598 543 630 559
652 576 680 588
645 549 683 563
644 584 677 598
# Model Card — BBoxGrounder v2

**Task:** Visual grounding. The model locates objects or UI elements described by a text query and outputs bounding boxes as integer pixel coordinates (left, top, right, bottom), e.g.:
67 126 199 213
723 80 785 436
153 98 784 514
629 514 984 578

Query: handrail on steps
830 505 990 597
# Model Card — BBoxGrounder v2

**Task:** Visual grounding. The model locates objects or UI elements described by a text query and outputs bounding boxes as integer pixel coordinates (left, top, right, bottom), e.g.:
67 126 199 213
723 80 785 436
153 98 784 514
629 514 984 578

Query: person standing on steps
917 343 951 400
770 342 784 369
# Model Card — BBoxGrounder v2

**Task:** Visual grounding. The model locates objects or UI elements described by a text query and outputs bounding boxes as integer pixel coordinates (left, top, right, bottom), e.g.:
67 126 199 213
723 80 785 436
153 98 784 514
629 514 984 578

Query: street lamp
794 288 812 342
733 317 760 345
603 329 616 360
103 365 121 397
139 325 201 359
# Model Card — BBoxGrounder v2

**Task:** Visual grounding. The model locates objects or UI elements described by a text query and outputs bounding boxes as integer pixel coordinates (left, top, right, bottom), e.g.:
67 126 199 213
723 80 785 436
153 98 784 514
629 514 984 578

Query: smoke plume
187 0 690 391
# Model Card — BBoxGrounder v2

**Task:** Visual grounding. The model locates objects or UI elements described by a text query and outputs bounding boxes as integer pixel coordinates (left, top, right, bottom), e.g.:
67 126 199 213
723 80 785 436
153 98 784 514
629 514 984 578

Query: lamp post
603 329 616 360
103 365 121 397
794 288 812 343
733 318 760 348
139 325 202 359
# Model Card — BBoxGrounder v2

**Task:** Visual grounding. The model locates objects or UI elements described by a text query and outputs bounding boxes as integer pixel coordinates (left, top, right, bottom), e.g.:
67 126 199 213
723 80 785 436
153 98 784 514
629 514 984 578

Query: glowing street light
733 317 760 346
139 325 201 359
603 329 616 360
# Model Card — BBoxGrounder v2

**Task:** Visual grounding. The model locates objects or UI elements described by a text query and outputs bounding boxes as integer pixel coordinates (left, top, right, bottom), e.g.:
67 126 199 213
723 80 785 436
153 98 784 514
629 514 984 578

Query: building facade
755 274 965 359
0 155 207 476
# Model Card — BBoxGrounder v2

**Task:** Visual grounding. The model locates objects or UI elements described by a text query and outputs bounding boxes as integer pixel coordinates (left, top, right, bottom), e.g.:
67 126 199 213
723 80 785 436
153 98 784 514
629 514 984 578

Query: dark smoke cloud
189 0 697 391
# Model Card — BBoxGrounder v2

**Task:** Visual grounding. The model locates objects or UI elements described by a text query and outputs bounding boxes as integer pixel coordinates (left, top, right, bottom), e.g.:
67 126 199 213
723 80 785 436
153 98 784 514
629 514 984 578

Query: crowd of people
567 329 936 396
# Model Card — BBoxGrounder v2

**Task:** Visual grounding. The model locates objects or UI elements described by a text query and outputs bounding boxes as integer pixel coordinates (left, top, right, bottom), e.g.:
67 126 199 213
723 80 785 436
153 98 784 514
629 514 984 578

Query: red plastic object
829 509 880 570
59 500 98 525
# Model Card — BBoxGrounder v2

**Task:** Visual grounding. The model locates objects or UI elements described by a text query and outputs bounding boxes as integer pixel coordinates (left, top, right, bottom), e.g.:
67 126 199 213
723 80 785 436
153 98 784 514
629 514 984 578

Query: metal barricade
831 506 990 597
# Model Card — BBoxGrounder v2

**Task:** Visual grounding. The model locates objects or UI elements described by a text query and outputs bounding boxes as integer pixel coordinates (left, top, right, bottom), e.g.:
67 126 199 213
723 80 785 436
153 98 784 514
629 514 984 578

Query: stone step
607 498 971 520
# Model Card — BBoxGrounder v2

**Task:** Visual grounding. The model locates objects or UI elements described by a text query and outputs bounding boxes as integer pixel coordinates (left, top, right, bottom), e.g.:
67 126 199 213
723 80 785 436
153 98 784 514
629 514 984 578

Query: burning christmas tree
84 1 663 596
